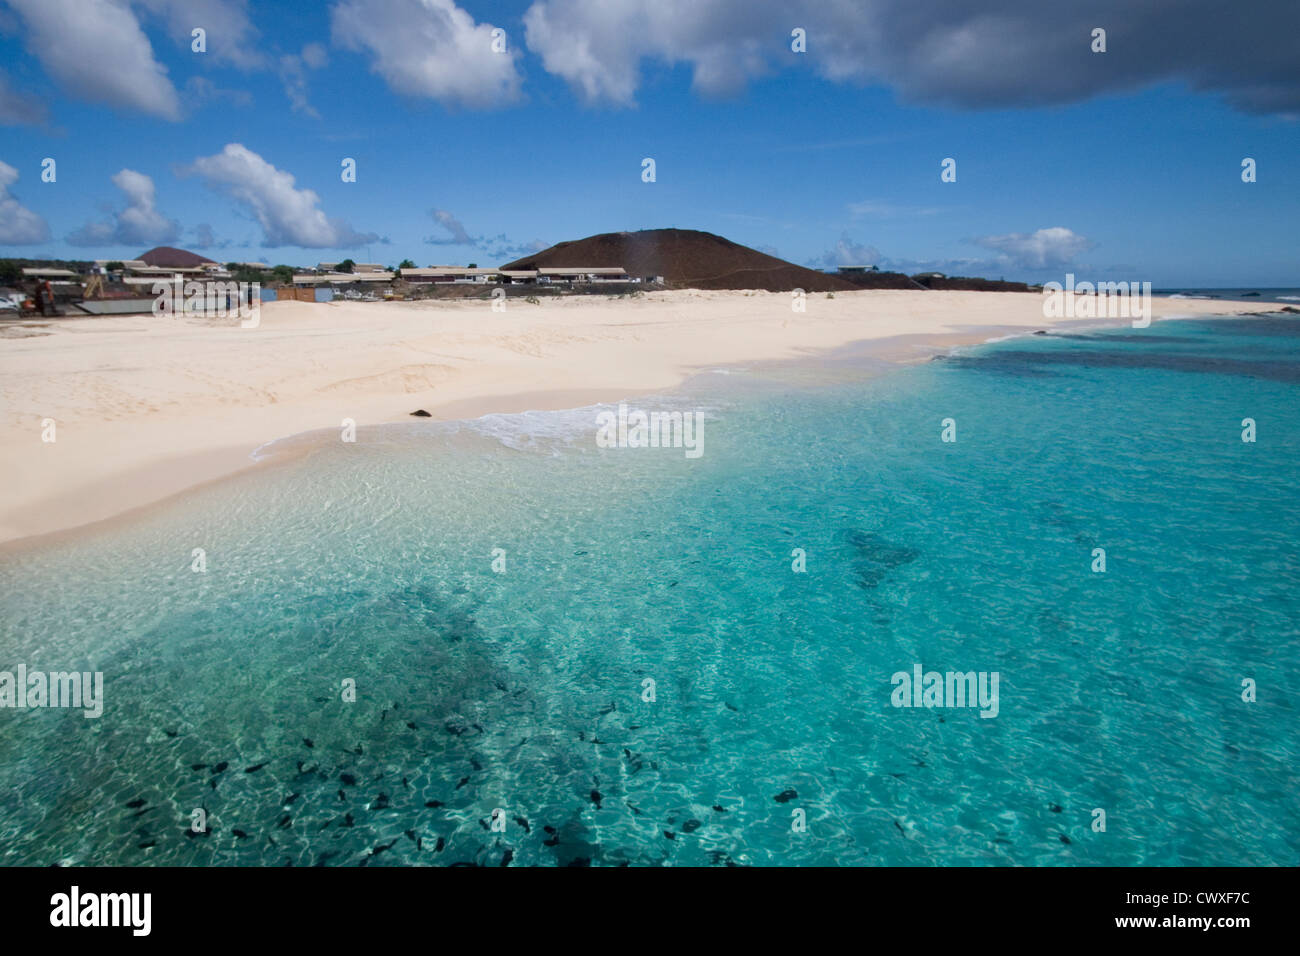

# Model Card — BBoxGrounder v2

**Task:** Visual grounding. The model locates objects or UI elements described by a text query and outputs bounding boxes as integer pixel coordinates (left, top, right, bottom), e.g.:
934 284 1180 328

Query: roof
399 267 498 277
21 268 79 277
298 272 394 283
128 264 207 274
538 266 630 276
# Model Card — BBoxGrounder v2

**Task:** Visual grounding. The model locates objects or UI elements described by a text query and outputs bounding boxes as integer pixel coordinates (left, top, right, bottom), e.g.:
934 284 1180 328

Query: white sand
0 289 1268 545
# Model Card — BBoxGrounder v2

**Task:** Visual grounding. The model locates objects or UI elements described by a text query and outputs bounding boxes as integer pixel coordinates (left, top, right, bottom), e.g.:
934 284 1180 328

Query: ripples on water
1 316 1297 866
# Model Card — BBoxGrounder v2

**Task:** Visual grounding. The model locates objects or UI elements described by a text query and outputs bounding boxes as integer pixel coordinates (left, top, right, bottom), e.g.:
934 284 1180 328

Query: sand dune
0 289 1269 545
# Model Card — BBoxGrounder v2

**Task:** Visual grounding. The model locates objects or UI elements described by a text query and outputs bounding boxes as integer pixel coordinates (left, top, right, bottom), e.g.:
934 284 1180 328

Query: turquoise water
1 316 1297 866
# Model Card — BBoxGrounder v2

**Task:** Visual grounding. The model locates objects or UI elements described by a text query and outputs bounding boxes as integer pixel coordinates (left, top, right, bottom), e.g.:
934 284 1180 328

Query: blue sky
1 0 1297 286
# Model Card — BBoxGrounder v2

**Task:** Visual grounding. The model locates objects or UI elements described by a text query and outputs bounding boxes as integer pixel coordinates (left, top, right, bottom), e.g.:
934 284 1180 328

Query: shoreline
0 290 1276 550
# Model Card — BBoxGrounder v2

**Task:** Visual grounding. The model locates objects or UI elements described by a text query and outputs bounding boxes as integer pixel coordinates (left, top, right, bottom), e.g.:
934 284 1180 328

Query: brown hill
500 229 856 292
138 246 216 268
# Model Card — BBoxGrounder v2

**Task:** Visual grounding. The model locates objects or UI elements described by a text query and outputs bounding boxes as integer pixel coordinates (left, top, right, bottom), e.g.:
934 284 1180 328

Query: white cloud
426 209 474 244
280 43 329 116
330 0 523 108
135 0 265 69
523 0 776 105
813 227 1093 277
182 143 378 248
521 0 1300 115
819 236 884 268
971 227 1094 269
191 223 229 250
67 169 180 247
0 160 51 245
6 0 181 120
0 70 48 127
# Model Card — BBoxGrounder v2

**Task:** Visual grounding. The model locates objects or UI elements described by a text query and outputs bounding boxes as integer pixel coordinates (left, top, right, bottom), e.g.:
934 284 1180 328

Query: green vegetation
271 264 293 284
336 259 355 274
105 261 125 272
0 260 20 284
398 259 416 270
524 295 540 305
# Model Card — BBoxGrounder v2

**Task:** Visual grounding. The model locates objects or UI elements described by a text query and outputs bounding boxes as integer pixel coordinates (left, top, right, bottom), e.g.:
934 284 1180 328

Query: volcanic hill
137 246 217 268
500 229 857 292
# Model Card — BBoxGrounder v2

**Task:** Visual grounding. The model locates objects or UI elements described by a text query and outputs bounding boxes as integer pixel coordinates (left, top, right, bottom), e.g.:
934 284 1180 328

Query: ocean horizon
1 313 1296 867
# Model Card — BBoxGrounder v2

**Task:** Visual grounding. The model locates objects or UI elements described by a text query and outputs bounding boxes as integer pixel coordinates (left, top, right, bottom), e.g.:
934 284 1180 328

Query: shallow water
1 316 1297 866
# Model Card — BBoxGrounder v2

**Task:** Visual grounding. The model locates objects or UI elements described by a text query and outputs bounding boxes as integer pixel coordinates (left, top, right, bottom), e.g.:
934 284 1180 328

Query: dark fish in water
435 837 445 852
125 798 146 809
406 722 416 730
590 790 603 808
245 763 266 773
211 762 228 774
1049 804 1063 813
137 840 156 849
303 738 314 748
164 729 178 738
190 764 206 771
371 839 398 855
232 829 249 839
284 793 300 805
277 815 292 829
342 813 354 828
425 800 444 808
514 816 530 833
371 793 390 810
682 819 701 833
340 773 357 786
455 777 469 790
712 805 727 813
773 789 797 803
1060 835 1071 845
843 529 920 588
500 849 514 867
663 831 675 840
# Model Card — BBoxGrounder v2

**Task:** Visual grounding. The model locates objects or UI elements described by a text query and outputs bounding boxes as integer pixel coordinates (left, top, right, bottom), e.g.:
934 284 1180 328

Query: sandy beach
0 289 1269 545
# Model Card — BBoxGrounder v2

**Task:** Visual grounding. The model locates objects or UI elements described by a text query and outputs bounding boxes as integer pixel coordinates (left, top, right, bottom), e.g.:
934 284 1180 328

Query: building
317 262 385 274
293 272 394 285
535 267 632 283
398 267 499 284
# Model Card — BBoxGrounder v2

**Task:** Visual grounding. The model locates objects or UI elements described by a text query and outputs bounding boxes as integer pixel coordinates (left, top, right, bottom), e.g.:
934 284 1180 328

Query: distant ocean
1 312 1297 866
1159 287 1300 305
